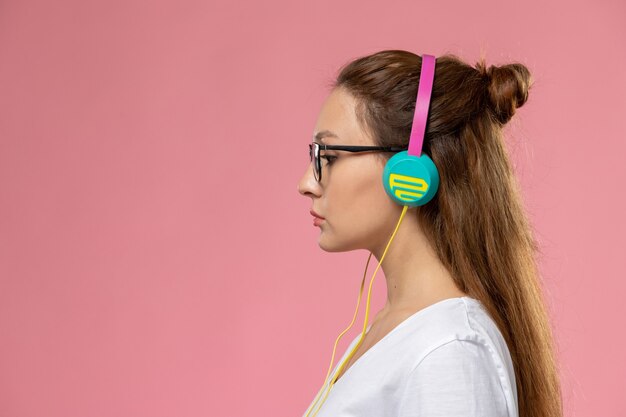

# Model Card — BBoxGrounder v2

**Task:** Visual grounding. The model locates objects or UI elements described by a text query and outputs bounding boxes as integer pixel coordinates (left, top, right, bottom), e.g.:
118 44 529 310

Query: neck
368 208 466 317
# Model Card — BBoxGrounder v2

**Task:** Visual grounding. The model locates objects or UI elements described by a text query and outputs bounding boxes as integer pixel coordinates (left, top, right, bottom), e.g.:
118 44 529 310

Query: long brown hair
332 50 562 417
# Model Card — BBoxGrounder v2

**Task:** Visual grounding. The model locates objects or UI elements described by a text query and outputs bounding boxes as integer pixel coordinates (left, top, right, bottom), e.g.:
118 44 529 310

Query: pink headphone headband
407 54 436 157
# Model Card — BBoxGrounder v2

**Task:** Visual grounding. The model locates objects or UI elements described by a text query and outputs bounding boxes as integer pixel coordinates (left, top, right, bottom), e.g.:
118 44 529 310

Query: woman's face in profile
297 88 401 253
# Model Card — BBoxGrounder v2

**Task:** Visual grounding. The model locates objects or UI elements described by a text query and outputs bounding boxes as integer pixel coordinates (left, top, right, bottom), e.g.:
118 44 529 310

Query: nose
297 163 321 197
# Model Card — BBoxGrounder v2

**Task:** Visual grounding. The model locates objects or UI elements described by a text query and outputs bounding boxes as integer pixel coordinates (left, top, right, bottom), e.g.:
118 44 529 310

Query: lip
310 210 325 219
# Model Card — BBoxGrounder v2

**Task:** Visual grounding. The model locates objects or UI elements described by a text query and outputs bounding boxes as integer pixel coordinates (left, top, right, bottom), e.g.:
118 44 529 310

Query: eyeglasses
308 142 407 182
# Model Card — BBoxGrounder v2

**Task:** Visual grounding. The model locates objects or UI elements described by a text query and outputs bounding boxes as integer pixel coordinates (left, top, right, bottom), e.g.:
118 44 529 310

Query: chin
318 234 363 253
318 242 345 253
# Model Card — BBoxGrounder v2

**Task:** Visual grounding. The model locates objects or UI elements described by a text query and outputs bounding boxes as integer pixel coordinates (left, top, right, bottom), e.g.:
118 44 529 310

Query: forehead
313 88 373 146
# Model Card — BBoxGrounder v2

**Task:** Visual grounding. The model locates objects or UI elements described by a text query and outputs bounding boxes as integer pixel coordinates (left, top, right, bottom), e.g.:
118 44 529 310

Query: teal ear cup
382 150 439 207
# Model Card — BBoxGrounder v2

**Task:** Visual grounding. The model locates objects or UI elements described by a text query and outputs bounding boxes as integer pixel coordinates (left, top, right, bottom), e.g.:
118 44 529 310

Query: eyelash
321 155 337 165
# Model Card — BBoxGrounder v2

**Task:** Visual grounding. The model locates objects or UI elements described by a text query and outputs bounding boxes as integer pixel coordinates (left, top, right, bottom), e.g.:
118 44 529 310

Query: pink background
1 0 624 416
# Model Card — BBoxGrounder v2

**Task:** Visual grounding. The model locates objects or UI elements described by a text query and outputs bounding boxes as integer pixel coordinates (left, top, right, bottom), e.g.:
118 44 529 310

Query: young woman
297 50 562 417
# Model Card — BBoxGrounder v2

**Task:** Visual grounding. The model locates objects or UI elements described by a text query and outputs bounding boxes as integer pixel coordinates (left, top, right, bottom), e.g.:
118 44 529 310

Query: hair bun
476 60 532 124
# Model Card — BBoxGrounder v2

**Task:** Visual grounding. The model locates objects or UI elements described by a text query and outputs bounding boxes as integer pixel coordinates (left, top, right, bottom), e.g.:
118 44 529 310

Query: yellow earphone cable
305 205 410 417
302 252 372 417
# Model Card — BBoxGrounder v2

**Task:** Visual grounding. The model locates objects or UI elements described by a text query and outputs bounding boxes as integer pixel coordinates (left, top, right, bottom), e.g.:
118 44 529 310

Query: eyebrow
313 130 339 143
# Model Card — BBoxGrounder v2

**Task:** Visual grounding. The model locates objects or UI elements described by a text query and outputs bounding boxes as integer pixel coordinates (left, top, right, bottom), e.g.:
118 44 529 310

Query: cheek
319 159 402 252
329 164 395 227
352 160 391 207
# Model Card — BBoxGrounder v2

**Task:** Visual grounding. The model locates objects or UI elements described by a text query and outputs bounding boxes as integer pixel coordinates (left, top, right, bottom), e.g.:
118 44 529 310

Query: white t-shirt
302 296 518 417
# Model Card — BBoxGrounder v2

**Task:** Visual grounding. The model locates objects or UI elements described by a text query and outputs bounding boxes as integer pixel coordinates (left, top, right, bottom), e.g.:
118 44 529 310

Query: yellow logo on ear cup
389 173 429 201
